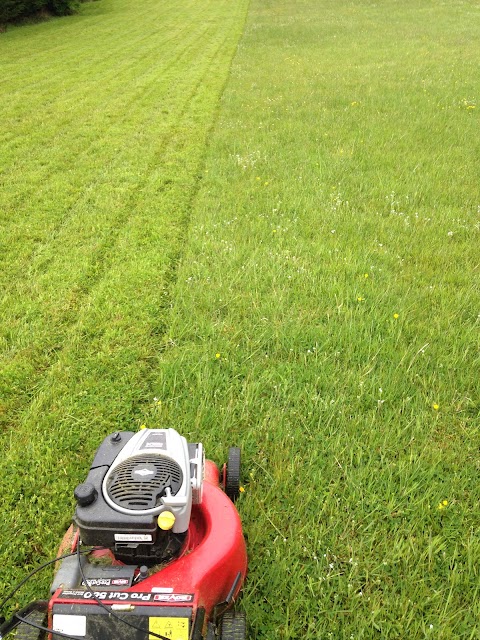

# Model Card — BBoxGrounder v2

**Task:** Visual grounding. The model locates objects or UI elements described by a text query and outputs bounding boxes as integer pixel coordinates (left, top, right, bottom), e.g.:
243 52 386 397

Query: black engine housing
73 431 187 564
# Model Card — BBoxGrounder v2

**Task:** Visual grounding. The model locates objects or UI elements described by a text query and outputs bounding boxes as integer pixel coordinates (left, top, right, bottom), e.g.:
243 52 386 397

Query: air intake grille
106 454 183 511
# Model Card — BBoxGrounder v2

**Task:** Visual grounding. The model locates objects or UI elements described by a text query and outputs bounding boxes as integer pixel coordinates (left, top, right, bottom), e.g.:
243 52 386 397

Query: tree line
1 0 82 28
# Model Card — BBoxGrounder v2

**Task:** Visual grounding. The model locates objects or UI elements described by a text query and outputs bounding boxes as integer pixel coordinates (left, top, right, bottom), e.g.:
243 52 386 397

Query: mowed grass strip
0 0 248 428
0 0 248 425
142 0 478 638
0 0 249 604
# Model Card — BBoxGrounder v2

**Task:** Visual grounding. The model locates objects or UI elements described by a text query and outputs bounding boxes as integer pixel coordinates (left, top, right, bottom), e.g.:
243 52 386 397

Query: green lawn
1 0 479 638
0 0 249 609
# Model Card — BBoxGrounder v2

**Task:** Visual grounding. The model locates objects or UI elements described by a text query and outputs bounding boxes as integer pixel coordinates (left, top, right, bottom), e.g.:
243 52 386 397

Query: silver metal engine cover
102 428 202 533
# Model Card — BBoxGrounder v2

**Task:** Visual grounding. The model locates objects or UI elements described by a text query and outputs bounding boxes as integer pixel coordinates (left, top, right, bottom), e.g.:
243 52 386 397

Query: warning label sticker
149 617 189 640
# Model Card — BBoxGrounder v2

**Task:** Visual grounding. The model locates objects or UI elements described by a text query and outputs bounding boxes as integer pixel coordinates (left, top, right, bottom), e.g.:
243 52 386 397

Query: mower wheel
204 622 216 640
225 447 241 502
219 609 246 640
15 609 47 640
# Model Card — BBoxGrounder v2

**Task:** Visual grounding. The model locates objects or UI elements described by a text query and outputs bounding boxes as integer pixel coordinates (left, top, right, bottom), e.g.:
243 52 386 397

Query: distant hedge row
0 0 80 26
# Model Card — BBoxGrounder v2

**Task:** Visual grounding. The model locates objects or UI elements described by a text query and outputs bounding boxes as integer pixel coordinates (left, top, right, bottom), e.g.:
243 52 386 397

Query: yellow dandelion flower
272 229 277 233
140 424 147 430
393 313 399 319
215 353 221 359
437 502 444 510
364 273 369 278
357 296 364 302
442 500 448 506
239 486 245 493
264 181 269 186
433 403 439 411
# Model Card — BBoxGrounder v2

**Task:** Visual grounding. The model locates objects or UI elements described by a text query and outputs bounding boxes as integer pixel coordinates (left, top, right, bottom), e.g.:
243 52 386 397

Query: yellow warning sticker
149 617 189 640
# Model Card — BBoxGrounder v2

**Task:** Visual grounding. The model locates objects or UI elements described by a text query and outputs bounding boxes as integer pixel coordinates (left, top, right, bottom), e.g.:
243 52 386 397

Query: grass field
1 0 479 638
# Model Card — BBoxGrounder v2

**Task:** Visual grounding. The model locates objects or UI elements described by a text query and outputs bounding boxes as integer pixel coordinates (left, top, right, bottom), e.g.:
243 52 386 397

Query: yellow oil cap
158 511 176 531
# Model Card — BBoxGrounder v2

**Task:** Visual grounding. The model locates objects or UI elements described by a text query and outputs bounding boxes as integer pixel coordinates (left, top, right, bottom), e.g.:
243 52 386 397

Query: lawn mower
0 428 247 640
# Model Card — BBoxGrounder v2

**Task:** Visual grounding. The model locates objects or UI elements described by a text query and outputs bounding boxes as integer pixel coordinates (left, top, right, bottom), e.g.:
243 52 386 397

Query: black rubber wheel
220 610 246 640
15 610 47 640
225 447 241 502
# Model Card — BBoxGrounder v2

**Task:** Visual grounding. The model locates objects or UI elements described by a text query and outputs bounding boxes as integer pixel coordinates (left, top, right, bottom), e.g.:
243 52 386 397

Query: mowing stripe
0 0 249 435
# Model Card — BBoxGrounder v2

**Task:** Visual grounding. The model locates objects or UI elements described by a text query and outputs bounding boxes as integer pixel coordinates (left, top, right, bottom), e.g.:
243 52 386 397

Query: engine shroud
73 429 203 564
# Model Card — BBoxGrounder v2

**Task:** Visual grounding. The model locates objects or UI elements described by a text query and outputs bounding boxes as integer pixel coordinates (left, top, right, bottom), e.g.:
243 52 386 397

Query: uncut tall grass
153 1 479 637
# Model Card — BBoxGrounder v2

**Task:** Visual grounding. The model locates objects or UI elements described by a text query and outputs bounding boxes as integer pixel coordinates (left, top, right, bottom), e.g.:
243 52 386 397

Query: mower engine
73 428 204 564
